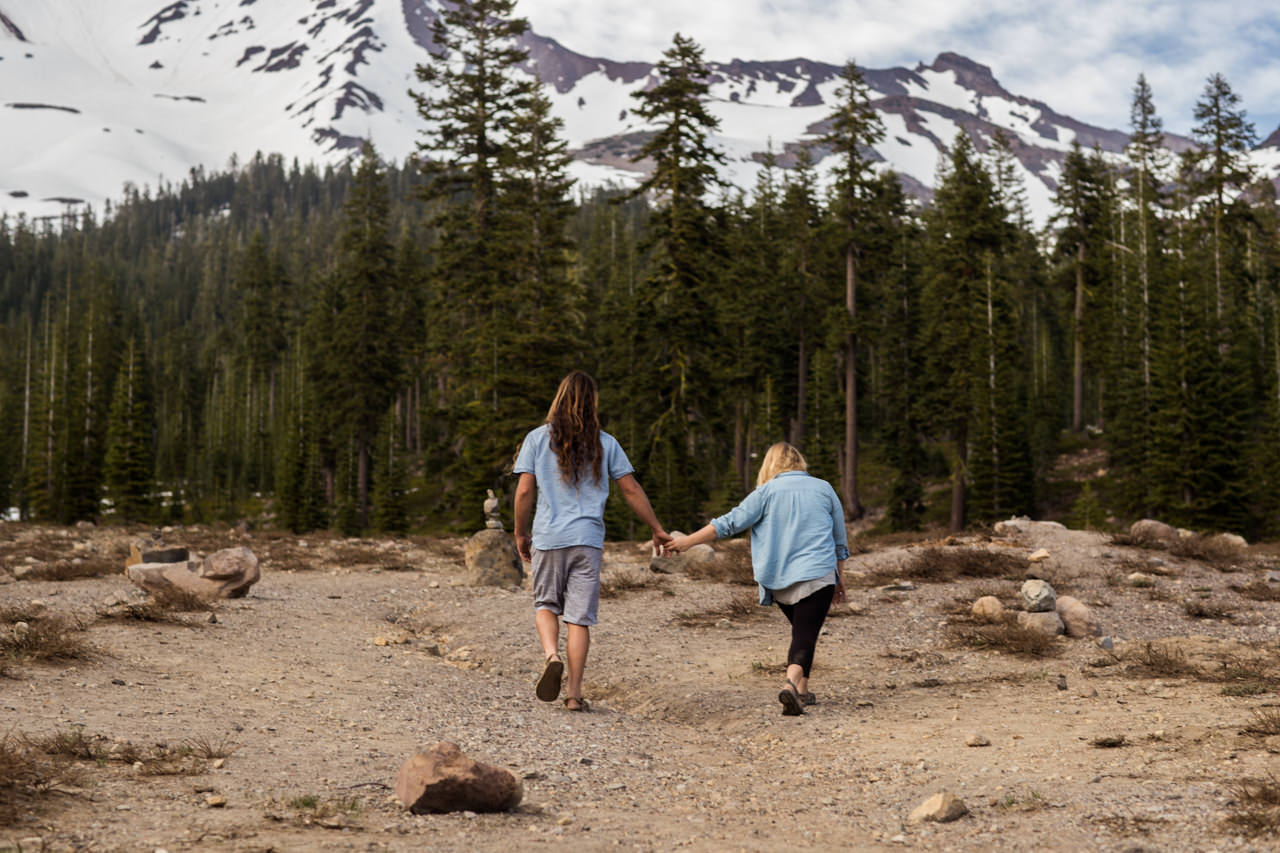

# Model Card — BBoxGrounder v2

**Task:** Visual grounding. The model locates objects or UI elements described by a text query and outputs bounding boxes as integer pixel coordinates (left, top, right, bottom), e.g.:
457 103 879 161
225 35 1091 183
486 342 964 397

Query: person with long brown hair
666 442 847 716
513 371 671 711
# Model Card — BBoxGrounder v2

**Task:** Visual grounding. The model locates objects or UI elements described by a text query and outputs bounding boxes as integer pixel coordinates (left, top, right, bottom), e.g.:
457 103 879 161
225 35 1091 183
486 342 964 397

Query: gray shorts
532 545 602 626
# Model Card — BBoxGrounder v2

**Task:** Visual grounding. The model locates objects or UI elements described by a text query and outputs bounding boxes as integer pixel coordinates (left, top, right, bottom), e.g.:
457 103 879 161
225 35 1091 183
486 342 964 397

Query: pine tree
822 60 886 522
372 410 410 535
309 143 398 531
104 335 155 523
411 0 539 523
625 32 727 522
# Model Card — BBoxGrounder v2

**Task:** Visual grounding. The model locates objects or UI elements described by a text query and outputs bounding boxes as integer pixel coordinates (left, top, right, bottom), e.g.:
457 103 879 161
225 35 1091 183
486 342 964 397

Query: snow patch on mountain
1 0 1274 227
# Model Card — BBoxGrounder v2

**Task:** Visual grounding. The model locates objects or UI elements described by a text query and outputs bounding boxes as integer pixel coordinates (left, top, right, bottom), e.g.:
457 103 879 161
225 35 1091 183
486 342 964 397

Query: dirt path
1 522 1278 851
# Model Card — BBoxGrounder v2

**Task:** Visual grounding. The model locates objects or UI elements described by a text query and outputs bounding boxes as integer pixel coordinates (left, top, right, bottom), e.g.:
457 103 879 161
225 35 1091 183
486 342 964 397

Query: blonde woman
513 371 671 711
666 442 847 716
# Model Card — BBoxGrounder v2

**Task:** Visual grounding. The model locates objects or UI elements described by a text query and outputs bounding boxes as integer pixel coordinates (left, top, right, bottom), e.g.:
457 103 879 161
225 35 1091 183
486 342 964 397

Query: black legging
775 584 835 678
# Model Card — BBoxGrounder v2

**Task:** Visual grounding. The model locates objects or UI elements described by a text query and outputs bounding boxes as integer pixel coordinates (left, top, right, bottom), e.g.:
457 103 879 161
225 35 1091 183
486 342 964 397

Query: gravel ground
1 520 1278 852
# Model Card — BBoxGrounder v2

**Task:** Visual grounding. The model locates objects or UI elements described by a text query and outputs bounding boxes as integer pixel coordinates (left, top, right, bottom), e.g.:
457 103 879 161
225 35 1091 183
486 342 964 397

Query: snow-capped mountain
2 0 1276 226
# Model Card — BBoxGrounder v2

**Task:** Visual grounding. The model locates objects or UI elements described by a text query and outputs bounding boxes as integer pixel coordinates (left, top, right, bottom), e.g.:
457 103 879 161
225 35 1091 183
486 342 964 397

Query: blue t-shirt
513 424 634 551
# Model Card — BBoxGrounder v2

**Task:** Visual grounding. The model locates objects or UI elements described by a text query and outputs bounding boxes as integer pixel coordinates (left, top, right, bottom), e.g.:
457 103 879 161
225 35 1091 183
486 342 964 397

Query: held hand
664 535 692 555
652 529 673 557
515 532 533 563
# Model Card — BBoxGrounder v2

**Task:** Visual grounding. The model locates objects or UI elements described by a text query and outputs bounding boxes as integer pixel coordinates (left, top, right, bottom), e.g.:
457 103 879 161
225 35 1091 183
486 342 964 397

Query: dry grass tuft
1243 708 1280 737
864 547 1026 587
674 590 761 627
1169 534 1249 570
1124 642 1203 679
0 609 92 663
947 617 1062 657
24 557 120 581
1183 599 1236 620
1225 775 1280 837
1231 580 1280 602
0 731 85 826
681 544 756 585
600 567 668 598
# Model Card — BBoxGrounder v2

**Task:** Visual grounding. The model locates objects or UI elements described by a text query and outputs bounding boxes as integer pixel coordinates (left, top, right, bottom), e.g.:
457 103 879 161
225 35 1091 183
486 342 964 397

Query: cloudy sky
517 0 1280 138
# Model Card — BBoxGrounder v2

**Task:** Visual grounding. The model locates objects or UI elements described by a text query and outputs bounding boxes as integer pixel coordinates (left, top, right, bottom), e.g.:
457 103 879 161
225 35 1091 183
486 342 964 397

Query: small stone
556 814 574 826
1057 674 1068 691
908 791 968 823
965 733 990 747
1027 548 1050 563
878 580 916 592
1056 595 1101 638
1265 571 1280 584
971 596 1003 623
1098 636 1115 651
1020 579 1057 612
212 758 225 769
205 795 227 808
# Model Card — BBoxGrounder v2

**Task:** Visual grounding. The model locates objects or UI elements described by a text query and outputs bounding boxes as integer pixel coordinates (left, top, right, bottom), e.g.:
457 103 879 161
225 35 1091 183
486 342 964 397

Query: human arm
832 559 847 605
513 472 536 562
664 524 718 554
615 473 672 552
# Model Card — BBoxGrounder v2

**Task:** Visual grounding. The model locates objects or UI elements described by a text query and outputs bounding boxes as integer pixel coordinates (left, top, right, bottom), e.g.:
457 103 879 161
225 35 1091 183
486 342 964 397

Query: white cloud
516 0 1280 136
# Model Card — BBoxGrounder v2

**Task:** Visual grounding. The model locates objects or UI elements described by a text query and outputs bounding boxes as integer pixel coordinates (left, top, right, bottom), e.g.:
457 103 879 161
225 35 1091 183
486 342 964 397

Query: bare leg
565 622 590 703
535 609 561 661
787 663 807 696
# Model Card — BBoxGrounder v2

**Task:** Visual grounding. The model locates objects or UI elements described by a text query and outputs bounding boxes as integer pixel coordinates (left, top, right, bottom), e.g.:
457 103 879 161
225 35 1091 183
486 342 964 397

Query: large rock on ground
1017 610 1065 636
395 742 522 814
1020 579 1057 613
125 546 260 600
463 529 522 587
1129 519 1177 543
1056 595 1101 638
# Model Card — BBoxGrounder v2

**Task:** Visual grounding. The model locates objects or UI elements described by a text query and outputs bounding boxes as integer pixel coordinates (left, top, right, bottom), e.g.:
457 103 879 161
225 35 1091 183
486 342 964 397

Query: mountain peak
922 52 1009 99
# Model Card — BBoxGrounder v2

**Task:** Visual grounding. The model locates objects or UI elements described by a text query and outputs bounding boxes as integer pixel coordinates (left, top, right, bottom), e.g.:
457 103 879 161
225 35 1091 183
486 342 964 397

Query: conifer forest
3 1 1279 541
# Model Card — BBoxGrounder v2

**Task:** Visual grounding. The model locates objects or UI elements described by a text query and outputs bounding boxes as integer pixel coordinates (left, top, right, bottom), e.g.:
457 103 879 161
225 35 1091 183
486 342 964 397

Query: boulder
1017 610 1065 636
994 517 1066 537
463 529 522 587
1056 595 1101 638
908 791 968 823
971 596 1004 623
1020 579 1057 613
1129 519 1177 542
649 533 715 574
125 546 260 600
395 742 522 814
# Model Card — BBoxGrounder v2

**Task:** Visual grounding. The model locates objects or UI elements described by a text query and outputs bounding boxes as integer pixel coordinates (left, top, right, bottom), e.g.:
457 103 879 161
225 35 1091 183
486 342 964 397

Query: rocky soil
2 519 1279 852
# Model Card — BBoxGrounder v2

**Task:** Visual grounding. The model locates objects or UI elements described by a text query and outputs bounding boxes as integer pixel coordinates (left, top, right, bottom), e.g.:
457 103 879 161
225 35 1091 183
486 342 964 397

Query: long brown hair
546 371 603 486
756 442 807 486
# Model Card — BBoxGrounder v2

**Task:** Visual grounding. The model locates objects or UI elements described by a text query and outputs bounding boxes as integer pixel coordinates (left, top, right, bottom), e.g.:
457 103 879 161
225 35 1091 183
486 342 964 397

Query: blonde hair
756 442 807 486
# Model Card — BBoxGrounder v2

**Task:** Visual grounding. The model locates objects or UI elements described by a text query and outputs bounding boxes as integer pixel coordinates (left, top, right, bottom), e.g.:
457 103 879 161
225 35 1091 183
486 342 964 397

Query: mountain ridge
0 0 1272 224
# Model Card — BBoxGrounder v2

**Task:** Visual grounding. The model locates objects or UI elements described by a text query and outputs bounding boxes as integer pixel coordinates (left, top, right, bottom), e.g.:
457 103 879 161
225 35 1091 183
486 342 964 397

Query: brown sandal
536 656 563 702
563 696 591 712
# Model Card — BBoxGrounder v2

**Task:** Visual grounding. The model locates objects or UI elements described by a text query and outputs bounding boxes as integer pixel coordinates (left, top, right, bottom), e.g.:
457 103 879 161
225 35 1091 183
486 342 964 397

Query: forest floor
2 518 1279 852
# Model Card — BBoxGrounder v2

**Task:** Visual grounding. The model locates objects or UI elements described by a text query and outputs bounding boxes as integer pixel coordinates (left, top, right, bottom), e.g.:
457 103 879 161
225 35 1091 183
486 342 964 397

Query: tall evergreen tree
309 143 398 530
625 32 726 522
822 60 886 521
104 335 155 523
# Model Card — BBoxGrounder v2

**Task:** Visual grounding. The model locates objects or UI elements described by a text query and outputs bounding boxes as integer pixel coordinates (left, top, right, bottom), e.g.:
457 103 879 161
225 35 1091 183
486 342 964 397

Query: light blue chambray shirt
513 425 634 551
710 470 850 605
